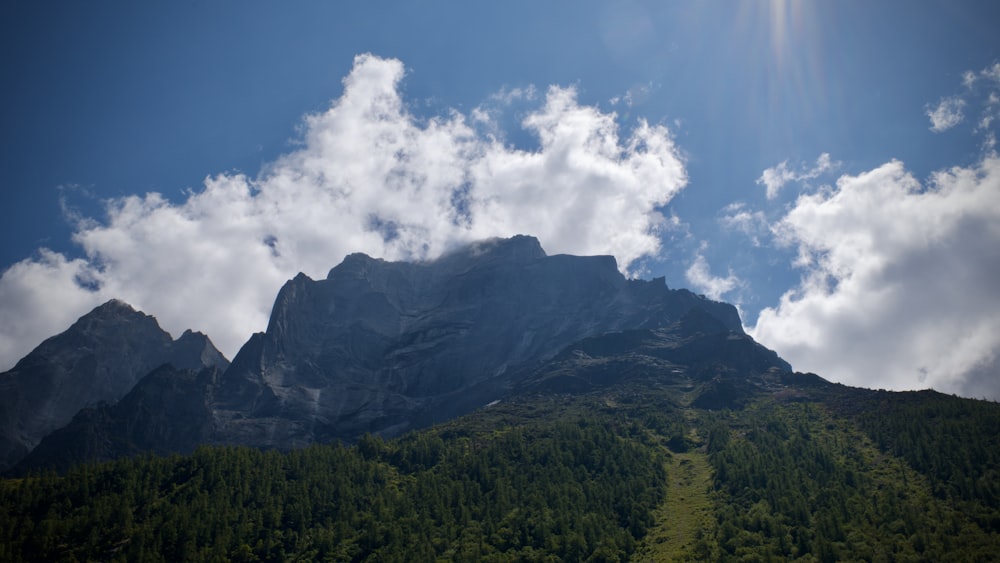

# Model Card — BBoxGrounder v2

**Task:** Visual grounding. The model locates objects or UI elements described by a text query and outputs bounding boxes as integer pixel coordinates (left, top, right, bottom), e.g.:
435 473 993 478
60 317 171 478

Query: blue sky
2 1 999 398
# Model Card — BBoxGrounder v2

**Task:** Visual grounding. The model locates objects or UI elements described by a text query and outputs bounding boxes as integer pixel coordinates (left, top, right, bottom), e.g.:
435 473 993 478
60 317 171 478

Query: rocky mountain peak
327 253 382 280
0 301 228 472
215 235 756 448
172 330 231 372
451 234 547 264
90 298 137 315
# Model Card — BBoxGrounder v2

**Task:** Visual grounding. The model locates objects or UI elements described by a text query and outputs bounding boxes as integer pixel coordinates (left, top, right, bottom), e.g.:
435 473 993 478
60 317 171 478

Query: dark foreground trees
2 385 999 562
0 416 665 562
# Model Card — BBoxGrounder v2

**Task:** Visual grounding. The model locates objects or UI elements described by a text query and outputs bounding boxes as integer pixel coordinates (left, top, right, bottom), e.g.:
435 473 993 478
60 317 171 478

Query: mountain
212 234 748 448
17 284 788 474
11 365 223 475
7 235 760 472
0 300 229 472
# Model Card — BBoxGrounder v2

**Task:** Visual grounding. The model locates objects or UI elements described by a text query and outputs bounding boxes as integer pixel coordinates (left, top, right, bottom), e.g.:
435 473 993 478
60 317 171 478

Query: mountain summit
0 300 228 472
212 235 749 447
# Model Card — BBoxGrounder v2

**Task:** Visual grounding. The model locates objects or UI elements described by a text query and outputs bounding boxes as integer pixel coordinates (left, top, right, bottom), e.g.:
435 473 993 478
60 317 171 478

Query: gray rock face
518 306 792 407
0 300 228 472
11 365 222 475
214 235 747 446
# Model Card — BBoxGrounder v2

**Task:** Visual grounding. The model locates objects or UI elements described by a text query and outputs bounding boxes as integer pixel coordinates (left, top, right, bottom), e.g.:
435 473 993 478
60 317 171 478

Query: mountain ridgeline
213 235 753 450
0 300 228 472
2 235 755 473
2 235 998 561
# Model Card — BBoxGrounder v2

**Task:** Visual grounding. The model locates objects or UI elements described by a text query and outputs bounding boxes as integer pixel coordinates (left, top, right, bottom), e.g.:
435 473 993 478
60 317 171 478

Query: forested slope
2 377 999 562
0 392 668 562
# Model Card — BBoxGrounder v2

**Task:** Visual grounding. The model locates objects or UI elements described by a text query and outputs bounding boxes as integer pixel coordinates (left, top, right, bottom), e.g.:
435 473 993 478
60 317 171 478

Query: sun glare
728 0 832 144
764 0 807 68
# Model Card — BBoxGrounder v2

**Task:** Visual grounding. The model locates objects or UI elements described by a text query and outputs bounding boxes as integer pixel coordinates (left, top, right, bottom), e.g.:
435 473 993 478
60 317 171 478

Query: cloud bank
751 155 1000 399
0 54 687 368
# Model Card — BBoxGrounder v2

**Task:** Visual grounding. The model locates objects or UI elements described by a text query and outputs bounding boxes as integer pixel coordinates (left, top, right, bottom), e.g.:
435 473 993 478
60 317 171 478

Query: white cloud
472 85 538 131
927 96 966 132
719 202 769 246
0 54 688 369
610 82 655 108
0 250 103 367
685 249 741 301
963 70 977 89
757 161 795 200
982 62 1000 84
930 63 1000 139
751 156 1000 399
984 132 997 153
756 152 836 199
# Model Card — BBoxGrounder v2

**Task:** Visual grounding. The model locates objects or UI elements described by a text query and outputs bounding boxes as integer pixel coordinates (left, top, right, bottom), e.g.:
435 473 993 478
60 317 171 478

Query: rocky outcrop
0 300 228 472
516 306 791 404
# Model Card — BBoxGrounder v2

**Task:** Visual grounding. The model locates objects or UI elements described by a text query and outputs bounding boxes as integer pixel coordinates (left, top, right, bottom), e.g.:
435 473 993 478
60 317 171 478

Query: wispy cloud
0 54 688 369
928 62 1000 141
751 155 1000 399
926 96 966 132
609 82 655 109
685 247 741 301
757 152 836 200
982 62 1000 84
963 70 977 89
471 85 539 132
718 202 769 246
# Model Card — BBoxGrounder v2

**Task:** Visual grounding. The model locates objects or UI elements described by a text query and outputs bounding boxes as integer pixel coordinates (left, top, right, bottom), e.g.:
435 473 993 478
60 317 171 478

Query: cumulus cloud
685 248 741 301
757 152 836 200
0 250 102 366
751 156 1000 399
756 162 795 200
0 54 687 369
927 96 966 132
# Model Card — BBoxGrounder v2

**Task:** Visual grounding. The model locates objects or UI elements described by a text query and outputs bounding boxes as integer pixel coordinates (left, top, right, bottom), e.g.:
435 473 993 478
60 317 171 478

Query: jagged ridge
0 301 228 472
5 235 783 473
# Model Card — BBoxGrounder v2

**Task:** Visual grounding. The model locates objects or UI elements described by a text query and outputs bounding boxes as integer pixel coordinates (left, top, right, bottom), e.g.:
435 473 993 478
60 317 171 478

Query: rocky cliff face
213 235 749 447
0 300 228 472
12 365 222 475
516 306 791 408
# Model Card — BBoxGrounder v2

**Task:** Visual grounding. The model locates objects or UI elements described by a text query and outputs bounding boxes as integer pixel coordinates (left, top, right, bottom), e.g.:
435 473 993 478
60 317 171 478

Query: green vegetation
632 421 716 562
843 390 1000 533
705 401 1000 561
0 403 667 562
2 381 999 562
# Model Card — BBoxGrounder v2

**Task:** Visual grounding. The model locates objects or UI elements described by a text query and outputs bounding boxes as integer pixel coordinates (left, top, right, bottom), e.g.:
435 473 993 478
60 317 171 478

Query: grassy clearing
632 421 716 562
